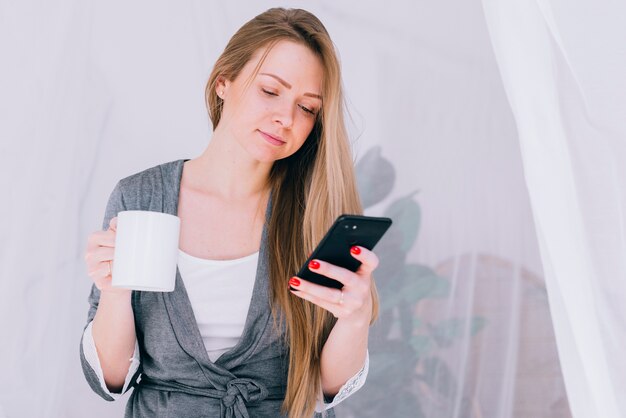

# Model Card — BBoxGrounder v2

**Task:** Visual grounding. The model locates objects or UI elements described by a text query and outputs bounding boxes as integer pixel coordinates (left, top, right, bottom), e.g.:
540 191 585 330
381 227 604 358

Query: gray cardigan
79 159 336 418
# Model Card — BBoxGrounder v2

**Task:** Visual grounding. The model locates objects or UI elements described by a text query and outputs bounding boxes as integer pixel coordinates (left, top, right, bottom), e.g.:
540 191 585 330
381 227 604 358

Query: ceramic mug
112 210 180 292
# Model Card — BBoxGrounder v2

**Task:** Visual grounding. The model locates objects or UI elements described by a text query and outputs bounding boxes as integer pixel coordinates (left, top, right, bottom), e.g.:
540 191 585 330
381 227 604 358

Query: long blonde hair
205 8 379 417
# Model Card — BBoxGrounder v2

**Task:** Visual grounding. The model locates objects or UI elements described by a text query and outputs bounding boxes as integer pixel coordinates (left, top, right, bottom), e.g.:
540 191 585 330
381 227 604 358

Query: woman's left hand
288 245 378 327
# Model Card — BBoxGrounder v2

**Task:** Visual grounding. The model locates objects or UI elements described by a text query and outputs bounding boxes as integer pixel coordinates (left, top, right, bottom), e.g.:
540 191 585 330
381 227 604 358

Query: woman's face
216 40 324 163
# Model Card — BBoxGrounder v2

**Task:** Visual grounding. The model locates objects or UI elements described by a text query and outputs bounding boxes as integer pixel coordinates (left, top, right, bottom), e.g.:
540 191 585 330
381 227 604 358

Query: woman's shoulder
117 158 185 191
112 159 186 211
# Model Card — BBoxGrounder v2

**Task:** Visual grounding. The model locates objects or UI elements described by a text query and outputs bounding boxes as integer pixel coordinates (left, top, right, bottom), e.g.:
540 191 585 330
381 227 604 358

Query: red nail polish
289 277 301 287
308 260 320 270
351 246 361 255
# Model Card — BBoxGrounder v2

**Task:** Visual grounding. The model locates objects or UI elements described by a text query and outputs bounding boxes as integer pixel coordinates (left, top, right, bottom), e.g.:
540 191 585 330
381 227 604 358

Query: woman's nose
273 101 294 128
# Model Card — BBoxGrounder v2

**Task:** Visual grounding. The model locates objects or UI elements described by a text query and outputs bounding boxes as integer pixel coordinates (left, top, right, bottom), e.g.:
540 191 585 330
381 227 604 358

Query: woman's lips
259 130 285 146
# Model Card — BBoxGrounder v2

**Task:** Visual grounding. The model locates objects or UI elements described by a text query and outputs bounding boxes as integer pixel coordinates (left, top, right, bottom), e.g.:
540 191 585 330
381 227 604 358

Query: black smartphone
292 214 392 290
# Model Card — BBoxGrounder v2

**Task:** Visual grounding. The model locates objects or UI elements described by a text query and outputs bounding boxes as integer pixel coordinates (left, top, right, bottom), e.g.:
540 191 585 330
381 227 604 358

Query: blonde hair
205 8 379 417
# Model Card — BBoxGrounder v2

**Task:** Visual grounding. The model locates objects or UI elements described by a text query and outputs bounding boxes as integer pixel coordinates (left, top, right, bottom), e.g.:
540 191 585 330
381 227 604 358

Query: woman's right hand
84 216 130 295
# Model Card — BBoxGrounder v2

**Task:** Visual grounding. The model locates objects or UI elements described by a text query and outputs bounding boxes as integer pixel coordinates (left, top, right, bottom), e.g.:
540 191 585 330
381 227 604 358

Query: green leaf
471 316 487 336
429 316 488 348
380 264 450 310
383 192 421 251
392 391 426 418
418 357 458 401
429 318 464 348
410 335 433 358
370 228 407 289
413 317 423 330
356 146 396 208
369 340 418 383
398 300 415 340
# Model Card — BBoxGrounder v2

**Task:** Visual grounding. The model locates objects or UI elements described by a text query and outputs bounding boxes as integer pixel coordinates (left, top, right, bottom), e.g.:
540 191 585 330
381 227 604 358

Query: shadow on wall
333 147 570 418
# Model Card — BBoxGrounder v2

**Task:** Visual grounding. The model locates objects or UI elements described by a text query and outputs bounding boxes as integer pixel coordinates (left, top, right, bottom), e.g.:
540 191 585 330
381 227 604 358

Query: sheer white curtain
482 0 626 417
0 1 585 417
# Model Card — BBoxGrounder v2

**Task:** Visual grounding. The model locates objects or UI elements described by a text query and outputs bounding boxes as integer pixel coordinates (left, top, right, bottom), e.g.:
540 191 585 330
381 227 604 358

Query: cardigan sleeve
314 349 369 412
79 180 142 400
81 320 141 399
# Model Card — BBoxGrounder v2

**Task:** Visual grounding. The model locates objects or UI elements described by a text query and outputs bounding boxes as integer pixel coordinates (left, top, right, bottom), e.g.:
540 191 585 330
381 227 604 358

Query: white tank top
177 248 259 362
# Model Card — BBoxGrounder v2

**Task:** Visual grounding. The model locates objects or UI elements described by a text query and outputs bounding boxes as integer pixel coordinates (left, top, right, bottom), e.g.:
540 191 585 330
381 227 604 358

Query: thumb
109 216 118 232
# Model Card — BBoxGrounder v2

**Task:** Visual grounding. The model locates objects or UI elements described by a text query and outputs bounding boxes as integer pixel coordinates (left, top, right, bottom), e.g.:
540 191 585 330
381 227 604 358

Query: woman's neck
186 130 272 201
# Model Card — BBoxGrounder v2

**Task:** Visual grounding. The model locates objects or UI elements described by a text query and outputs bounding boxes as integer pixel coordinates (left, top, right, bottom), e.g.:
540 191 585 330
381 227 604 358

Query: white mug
112 210 180 292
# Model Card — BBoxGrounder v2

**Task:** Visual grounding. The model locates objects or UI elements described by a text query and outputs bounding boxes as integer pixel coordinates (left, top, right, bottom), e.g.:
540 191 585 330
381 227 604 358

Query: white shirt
178 248 259 363
82 248 369 412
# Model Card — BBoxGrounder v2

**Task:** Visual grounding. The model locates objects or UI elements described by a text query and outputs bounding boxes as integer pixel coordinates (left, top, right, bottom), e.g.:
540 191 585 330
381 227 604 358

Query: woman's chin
248 144 292 164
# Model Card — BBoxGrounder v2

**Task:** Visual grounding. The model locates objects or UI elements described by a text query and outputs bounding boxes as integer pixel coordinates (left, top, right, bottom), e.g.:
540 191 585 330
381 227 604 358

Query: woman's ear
216 76 228 99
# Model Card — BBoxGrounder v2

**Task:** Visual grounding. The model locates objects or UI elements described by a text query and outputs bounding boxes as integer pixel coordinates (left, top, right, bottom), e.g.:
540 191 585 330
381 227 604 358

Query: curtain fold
481 1 626 417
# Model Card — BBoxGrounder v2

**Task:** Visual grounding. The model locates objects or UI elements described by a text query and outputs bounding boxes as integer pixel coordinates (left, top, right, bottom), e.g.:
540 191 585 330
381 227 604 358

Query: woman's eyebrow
259 72 322 100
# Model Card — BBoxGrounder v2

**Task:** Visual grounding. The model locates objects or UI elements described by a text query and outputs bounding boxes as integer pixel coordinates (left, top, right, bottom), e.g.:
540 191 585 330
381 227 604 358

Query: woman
81 7 380 418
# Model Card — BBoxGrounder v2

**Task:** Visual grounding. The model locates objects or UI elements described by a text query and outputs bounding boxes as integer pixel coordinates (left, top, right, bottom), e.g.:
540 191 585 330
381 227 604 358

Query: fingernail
308 260 320 270
351 246 361 255
289 277 301 287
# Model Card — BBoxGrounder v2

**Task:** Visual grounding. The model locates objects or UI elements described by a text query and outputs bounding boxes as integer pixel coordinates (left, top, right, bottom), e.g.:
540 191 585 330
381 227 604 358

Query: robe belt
138 375 285 418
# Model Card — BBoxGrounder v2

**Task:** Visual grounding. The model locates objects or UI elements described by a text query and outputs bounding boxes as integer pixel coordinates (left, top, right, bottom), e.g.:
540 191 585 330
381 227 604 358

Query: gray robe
79 159 336 418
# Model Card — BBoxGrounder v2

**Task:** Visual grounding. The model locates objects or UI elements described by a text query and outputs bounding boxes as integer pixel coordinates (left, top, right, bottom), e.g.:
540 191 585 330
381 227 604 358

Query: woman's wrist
99 288 132 301
335 311 371 330
339 299 373 329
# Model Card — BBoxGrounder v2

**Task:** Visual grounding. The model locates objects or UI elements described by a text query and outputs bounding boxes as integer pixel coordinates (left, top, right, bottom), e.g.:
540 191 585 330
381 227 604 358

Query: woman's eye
299 104 317 116
262 87 317 116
